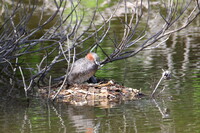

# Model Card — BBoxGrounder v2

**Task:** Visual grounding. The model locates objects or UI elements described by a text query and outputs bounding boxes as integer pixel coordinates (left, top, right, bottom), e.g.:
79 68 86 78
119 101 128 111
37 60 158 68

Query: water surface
0 1 200 133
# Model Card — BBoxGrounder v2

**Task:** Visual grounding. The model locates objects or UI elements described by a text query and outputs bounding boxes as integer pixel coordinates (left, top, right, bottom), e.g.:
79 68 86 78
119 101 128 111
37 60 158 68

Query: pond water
0 1 200 133
1 25 200 133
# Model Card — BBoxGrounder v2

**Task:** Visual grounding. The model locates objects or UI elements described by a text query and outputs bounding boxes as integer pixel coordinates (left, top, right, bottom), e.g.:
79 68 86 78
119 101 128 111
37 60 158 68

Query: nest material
39 80 144 107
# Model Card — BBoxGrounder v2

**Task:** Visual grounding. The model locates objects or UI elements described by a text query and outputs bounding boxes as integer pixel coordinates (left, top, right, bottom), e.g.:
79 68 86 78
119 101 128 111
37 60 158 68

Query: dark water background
0 1 200 133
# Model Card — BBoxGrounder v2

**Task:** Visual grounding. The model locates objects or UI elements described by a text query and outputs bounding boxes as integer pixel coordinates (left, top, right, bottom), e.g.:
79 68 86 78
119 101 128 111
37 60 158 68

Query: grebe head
86 52 100 66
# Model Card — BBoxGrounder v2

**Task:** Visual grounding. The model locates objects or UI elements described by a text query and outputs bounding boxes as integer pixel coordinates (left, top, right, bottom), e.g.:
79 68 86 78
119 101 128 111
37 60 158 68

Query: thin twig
151 69 171 97
19 66 27 97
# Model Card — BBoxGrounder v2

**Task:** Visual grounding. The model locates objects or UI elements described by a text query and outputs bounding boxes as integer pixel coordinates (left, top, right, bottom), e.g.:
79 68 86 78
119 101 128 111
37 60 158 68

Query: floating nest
38 80 145 107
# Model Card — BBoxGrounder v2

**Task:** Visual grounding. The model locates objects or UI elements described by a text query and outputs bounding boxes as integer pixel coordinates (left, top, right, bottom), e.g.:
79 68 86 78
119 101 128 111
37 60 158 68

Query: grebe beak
95 60 100 66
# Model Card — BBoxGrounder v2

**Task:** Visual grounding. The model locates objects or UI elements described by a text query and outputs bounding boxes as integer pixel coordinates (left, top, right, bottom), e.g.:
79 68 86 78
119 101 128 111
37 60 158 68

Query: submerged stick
151 69 171 97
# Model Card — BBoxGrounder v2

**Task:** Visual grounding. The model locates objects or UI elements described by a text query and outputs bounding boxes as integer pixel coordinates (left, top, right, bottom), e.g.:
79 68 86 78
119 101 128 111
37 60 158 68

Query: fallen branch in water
151 69 171 97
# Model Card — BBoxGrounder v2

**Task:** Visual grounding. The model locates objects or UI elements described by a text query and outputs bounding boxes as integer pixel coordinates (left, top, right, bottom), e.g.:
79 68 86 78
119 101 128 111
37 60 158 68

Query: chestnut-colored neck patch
86 53 94 61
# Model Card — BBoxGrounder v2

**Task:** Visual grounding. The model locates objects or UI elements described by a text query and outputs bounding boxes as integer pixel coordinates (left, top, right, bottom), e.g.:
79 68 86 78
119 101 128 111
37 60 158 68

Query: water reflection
0 98 177 133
